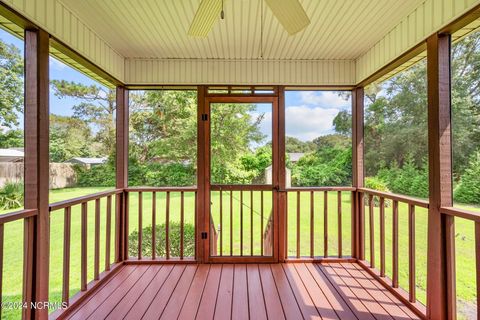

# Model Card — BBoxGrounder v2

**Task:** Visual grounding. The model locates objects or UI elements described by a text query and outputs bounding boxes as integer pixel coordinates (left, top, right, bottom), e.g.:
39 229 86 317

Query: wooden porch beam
352 87 364 260
426 33 456 320
116 86 129 262
24 28 50 320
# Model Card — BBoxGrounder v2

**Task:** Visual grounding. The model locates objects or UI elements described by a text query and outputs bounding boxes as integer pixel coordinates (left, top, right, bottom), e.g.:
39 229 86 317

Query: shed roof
65 157 108 165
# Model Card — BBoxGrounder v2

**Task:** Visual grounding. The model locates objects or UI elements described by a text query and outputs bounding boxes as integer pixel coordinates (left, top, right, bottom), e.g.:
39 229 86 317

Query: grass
0 187 478 319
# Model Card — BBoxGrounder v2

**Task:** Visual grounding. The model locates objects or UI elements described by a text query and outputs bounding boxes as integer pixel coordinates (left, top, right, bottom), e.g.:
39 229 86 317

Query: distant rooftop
287 153 305 162
65 157 107 165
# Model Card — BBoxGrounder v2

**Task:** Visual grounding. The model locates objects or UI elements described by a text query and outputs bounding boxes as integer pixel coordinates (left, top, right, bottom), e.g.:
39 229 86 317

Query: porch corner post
426 33 456 320
116 86 129 262
352 87 364 261
197 85 207 263
24 28 50 319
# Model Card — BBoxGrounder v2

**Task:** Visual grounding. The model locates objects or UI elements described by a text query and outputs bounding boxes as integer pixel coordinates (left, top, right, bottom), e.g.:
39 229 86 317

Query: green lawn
0 187 478 319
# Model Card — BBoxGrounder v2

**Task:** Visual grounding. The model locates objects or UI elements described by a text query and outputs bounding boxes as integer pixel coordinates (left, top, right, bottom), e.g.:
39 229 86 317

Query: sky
1 27 351 143
252 91 352 143
0 27 105 129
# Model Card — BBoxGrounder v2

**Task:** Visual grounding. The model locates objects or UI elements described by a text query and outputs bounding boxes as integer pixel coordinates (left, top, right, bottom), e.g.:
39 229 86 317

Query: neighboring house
65 157 107 168
287 152 305 163
0 148 24 162
263 153 305 187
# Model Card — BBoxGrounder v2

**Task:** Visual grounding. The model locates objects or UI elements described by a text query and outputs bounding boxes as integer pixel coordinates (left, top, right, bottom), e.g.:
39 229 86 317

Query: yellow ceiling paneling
59 0 424 60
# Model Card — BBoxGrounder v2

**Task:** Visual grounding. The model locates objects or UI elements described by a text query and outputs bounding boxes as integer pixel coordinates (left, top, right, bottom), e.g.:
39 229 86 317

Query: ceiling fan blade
264 0 310 35
188 0 223 37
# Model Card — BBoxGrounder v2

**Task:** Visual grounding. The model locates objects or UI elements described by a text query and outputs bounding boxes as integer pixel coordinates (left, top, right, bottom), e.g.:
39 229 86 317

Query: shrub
75 163 115 187
454 151 480 205
364 177 391 207
128 222 195 258
0 182 24 210
377 156 429 198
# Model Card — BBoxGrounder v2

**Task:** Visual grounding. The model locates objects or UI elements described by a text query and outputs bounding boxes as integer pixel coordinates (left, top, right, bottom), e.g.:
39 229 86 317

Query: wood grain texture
62 262 423 320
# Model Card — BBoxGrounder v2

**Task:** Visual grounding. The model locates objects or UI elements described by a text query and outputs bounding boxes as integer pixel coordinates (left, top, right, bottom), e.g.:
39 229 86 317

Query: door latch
201 232 208 239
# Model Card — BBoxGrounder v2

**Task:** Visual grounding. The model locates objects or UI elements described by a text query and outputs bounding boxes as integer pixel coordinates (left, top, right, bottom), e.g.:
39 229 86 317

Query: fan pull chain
260 0 264 59
221 0 225 19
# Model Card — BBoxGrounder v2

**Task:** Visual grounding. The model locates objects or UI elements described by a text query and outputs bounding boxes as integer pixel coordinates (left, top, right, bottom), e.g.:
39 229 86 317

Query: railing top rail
210 185 272 191
49 189 123 212
357 188 429 208
286 186 356 191
125 186 197 192
0 208 37 225
441 206 480 222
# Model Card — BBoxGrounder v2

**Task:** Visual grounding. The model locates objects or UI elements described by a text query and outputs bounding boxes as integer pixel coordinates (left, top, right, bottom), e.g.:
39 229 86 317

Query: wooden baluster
310 191 314 258
296 191 300 258
125 192 129 260
166 192 170 259
324 191 328 258
351 191 355 258
0 224 4 317
114 193 120 262
62 207 71 305
152 192 156 259
369 194 374 268
94 199 100 280
380 197 386 277
180 191 184 259
338 191 342 258
81 202 88 291
261 191 264 256
286 192 289 257
240 190 243 256
105 195 112 271
220 190 223 256
138 192 143 259
409 204 416 302
230 191 233 256
476 221 480 320
392 200 399 288
250 190 254 256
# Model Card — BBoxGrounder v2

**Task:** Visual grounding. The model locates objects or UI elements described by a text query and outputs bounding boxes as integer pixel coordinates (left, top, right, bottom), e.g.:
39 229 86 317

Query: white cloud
285 105 339 141
299 91 350 110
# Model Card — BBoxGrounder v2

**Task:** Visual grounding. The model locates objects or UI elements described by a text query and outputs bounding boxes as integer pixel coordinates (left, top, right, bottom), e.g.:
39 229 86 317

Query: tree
0 38 24 148
0 129 22 148
51 80 116 157
284 136 316 153
49 114 96 162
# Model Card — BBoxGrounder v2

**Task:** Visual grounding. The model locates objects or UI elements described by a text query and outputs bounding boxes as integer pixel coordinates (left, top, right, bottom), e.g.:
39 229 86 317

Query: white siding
124 59 356 85
356 0 480 83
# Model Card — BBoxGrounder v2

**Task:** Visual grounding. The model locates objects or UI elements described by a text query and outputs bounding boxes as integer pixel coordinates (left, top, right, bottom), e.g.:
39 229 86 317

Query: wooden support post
116 86 129 262
426 33 456 320
24 28 50 319
197 86 207 262
352 87 365 260
278 86 286 262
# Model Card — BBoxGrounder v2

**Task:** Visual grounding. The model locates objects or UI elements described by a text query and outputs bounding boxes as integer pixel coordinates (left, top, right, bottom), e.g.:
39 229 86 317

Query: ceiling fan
188 0 310 37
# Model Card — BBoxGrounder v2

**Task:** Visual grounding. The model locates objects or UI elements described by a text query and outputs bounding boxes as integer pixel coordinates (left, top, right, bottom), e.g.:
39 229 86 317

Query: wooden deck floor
64 263 420 320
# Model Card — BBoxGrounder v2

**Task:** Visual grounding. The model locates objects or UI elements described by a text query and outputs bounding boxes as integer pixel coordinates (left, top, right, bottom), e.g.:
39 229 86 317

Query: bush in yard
75 163 115 187
144 163 196 186
377 155 429 198
454 151 480 205
364 177 391 207
128 222 195 258
0 182 24 210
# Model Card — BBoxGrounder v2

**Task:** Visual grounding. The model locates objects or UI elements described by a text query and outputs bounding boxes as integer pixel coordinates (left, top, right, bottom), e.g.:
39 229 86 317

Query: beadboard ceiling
59 0 424 60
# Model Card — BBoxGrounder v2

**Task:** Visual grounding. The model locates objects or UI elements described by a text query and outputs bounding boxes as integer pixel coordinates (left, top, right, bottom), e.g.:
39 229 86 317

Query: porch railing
357 188 430 317
124 187 197 261
0 208 37 319
439 206 480 319
48 189 124 309
285 187 356 260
